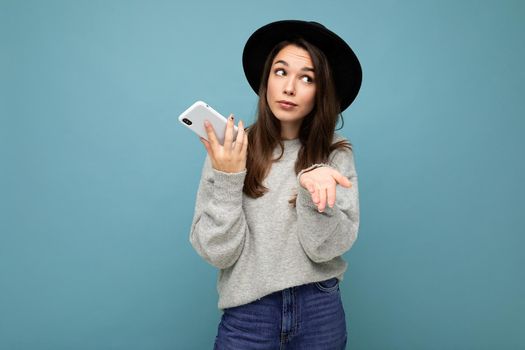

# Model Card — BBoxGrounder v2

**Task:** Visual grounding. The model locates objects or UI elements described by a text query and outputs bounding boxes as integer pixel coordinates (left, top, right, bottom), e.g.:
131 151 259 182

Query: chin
273 114 302 124
271 109 306 123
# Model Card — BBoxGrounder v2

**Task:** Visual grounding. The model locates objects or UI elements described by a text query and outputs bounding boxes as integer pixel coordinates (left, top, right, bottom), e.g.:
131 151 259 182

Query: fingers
302 169 348 212
233 120 245 153
301 177 320 206
327 185 336 209
223 114 235 149
199 137 211 153
305 182 316 194
317 184 327 212
313 184 339 212
333 171 352 188
201 113 247 173
242 132 248 155
204 120 219 149
307 181 320 205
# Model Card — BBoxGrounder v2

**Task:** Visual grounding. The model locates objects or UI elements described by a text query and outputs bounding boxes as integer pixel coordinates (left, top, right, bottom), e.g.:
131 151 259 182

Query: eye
301 75 314 83
274 68 286 76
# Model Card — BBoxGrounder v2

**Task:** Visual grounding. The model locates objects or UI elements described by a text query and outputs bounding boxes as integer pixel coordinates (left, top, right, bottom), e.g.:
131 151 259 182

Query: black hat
242 20 362 112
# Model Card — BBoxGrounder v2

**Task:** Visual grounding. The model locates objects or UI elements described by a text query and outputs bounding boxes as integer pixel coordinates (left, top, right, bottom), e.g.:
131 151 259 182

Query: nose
283 78 295 96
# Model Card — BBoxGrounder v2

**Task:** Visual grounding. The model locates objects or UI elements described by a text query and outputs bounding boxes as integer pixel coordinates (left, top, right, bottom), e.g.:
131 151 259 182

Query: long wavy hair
243 38 351 202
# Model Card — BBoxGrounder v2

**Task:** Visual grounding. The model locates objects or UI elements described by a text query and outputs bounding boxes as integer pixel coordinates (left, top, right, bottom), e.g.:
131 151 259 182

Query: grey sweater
189 135 359 310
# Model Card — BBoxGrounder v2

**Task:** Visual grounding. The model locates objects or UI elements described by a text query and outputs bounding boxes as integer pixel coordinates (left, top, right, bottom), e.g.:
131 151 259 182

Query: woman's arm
189 116 249 269
296 147 360 263
189 155 248 269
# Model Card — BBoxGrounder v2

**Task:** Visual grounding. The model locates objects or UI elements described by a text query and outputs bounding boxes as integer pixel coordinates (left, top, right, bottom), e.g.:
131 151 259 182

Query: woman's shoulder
329 132 355 168
332 132 351 145
331 132 354 152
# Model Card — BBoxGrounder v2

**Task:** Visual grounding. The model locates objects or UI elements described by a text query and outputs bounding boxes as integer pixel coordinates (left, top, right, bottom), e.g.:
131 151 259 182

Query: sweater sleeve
296 146 360 263
189 155 248 269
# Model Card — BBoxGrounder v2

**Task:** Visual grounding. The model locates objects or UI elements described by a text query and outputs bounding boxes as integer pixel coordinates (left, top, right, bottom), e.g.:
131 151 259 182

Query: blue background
1 0 524 349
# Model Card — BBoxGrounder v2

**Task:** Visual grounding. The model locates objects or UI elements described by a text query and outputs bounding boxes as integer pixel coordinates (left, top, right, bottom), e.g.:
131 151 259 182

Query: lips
277 100 297 106
277 100 298 109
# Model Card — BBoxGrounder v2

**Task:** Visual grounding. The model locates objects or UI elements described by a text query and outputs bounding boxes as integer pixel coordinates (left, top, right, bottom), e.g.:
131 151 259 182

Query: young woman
189 20 362 349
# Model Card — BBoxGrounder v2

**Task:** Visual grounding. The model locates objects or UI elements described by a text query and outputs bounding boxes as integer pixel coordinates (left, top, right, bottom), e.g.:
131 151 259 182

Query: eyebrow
273 59 315 72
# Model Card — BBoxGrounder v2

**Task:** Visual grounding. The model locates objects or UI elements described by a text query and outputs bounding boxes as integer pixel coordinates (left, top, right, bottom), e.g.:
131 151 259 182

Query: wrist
212 166 246 175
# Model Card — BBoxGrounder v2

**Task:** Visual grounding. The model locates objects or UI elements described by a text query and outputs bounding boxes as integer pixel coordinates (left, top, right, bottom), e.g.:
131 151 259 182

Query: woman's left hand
299 167 352 212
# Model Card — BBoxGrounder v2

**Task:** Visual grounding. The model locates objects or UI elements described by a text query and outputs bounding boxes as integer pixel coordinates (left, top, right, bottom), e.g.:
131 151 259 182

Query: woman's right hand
200 115 248 173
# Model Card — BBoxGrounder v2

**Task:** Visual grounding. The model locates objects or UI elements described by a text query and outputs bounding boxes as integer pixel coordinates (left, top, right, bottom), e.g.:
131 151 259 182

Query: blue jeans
214 278 348 349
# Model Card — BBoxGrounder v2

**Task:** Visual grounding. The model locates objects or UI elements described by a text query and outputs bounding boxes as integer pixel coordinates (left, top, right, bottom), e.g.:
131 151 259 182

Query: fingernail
204 120 210 127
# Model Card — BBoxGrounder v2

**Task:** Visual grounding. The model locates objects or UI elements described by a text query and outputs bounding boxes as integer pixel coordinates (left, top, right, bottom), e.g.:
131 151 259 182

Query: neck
280 120 301 140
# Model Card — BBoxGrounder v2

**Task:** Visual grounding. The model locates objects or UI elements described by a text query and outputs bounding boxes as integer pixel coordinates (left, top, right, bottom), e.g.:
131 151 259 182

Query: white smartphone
178 101 238 145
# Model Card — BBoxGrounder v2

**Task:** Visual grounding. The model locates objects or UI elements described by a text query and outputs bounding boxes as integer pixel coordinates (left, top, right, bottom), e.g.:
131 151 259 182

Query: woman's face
266 44 316 130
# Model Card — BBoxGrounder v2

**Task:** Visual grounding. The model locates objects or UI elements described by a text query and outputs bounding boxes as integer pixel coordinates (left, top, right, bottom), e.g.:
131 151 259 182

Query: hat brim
242 20 362 112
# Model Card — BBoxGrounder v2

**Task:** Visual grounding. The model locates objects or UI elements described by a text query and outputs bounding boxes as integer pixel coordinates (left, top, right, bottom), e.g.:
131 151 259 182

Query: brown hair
243 38 351 202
